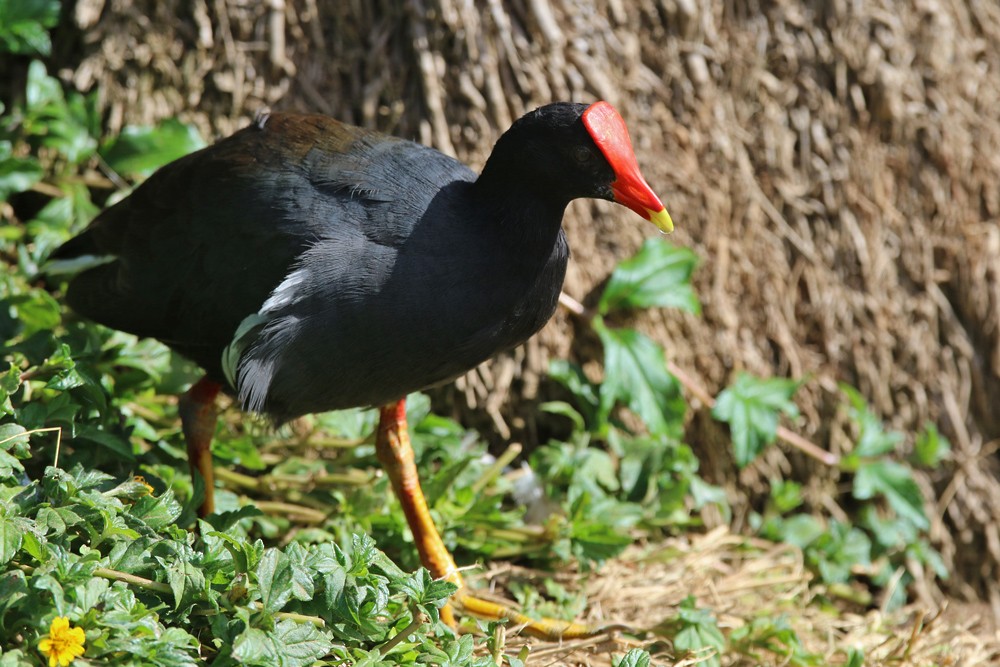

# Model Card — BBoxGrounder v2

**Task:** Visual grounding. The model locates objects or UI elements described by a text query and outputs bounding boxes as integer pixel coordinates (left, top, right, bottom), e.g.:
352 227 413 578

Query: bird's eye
573 146 594 163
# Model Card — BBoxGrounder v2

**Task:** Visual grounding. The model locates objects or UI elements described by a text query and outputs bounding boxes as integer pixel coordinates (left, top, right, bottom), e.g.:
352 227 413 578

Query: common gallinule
52 101 672 638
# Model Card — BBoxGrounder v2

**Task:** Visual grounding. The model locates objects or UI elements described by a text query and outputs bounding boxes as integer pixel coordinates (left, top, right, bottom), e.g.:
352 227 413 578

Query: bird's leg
376 399 462 626
375 399 600 640
178 377 222 516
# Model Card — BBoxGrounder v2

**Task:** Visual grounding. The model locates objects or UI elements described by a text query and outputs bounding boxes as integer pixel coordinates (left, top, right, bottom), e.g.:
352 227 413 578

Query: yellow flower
133 474 155 496
38 616 86 667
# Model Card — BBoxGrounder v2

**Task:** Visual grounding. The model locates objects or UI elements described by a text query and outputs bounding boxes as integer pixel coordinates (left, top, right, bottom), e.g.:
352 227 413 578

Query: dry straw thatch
50 0 1000 655
472 527 1000 665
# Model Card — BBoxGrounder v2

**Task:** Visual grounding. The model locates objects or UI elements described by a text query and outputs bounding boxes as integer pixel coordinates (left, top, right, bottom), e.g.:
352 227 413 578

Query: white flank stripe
260 267 308 313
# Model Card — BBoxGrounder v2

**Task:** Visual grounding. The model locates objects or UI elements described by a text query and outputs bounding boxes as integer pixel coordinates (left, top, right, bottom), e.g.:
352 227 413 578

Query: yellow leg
375 399 602 640
376 400 462 627
178 377 221 516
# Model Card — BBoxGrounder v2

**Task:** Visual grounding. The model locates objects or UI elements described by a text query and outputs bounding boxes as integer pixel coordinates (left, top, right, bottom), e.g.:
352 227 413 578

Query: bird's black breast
233 178 571 420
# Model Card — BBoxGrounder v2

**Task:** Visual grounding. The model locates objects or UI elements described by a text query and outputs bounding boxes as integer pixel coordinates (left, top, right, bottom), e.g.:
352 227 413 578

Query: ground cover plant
1 6 993 666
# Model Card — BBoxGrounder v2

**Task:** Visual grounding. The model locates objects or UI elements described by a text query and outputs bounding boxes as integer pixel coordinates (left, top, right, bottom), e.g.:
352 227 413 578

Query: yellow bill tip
647 207 674 234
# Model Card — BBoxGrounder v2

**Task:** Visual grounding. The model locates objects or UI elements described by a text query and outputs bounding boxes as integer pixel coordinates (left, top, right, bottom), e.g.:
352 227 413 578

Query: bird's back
55 113 478 380
55 113 568 418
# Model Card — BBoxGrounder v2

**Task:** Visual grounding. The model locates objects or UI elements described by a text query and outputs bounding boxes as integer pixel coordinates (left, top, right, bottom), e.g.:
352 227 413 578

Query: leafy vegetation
0 10 950 665
0 0 60 57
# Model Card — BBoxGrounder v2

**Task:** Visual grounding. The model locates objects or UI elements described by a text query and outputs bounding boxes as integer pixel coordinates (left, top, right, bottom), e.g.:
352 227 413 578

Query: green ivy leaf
100 119 205 177
312 406 379 441
74 425 135 460
594 319 684 437
598 239 700 315
712 373 801 468
150 627 201 667
840 384 903 458
853 460 928 530
208 528 263 574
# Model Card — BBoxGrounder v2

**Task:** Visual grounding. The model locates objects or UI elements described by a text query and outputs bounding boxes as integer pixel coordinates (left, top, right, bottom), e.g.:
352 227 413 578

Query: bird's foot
453 592 602 640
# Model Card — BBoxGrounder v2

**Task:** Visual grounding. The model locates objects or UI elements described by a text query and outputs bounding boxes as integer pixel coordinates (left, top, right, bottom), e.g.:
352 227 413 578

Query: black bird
52 101 673 637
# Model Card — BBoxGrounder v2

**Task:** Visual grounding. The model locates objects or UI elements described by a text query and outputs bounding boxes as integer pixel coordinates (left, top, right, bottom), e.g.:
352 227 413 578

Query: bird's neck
473 169 569 258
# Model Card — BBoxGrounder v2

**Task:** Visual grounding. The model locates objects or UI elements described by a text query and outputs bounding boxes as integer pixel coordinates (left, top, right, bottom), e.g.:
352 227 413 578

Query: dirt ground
20 0 1000 661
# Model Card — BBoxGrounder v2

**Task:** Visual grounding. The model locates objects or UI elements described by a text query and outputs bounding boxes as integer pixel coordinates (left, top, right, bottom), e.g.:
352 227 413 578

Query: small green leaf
595 319 684 436
0 569 28 619
774 513 825 549
74 425 135 460
283 542 316 602
130 489 183 530
0 513 25 565
0 143 44 201
671 596 725 667
599 239 700 315
853 460 928 530
769 480 803 514
22 62 99 164
0 366 20 417
269 619 334 667
231 618 334 666
840 384 903 458
913 422 950 468
807 521 872 584
6 290 61 335
712 373 801 468
312 406 379 441
548 359 601 429
164 554 206 610
257 547 295 613
231 627 271 665
25 59 61 109
615 649 651 667
100 119 206 177
0 425 27 477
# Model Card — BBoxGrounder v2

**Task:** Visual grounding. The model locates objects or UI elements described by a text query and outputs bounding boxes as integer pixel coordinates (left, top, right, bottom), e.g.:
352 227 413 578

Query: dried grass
471 527 1000 665
43 0 1000 641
